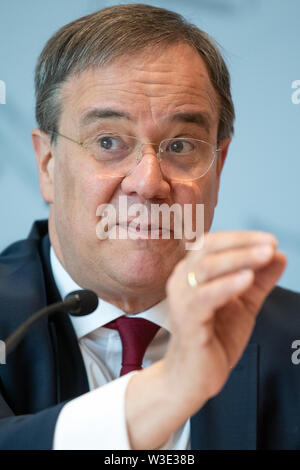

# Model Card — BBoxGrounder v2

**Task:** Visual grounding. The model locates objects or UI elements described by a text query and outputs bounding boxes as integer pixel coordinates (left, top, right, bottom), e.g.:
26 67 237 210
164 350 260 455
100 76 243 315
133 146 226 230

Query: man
0 4 299 450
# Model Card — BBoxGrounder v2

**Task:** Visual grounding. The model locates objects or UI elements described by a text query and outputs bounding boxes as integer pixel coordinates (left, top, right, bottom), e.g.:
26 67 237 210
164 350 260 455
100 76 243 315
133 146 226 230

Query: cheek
53 152 121 224
171 172 218 231
172 176 217 206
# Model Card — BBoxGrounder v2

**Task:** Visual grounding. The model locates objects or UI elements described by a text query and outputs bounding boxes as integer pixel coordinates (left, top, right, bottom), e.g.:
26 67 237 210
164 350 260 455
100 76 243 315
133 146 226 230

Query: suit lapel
190 343 258 450
48 314 90 402
41 233 90 402
0 222 59 412
0 223 89 413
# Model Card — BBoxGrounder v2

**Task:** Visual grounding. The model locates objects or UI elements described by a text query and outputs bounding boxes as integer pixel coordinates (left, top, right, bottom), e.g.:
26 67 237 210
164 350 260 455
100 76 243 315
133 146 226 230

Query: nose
120 144 171 200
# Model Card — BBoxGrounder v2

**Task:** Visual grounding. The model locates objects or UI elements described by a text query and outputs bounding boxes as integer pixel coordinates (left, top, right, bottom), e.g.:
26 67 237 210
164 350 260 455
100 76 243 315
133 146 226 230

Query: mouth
116 222 173 238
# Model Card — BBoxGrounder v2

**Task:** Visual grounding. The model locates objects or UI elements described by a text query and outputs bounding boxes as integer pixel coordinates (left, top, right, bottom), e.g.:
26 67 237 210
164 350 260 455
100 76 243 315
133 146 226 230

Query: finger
238 252 287 315
189 269 255 322
190 243 276 284
190 231 277 256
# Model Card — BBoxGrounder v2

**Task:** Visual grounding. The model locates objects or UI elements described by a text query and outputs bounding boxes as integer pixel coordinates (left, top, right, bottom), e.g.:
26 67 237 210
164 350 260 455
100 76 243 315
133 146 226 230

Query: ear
214 136 232 206
31 128 55 203
216 136 231 177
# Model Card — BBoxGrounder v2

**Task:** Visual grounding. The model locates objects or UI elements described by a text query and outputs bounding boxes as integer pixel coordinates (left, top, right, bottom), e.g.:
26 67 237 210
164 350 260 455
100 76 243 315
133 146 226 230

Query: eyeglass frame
48 129 221 181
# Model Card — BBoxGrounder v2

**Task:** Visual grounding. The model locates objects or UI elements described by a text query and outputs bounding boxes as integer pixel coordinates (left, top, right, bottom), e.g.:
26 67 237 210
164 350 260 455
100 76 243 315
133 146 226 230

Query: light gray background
0 0 299 291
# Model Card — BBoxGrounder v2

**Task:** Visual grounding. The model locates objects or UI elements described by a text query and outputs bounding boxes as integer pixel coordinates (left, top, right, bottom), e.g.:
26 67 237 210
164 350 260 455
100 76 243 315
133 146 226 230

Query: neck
94 289 167 314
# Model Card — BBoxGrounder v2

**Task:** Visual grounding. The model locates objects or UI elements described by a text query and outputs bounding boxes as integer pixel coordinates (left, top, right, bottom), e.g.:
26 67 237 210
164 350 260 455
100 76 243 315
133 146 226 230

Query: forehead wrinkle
109 85 212 100
60 61 220 133
128 66 208 83
108 74 220 118
89 84 219 120
64 66 217 103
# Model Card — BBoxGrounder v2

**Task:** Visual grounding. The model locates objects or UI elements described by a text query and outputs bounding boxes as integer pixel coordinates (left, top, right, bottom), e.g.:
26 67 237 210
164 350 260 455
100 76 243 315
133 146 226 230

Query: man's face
34 43 230 310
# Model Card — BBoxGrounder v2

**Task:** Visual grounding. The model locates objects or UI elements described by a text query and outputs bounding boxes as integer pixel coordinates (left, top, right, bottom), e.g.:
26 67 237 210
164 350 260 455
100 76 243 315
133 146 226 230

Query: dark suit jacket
0 220 300 450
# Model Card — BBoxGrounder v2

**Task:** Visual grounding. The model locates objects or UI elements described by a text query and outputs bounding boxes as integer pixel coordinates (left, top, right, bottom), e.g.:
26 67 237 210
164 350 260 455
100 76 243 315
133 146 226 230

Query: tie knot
104 317 160 376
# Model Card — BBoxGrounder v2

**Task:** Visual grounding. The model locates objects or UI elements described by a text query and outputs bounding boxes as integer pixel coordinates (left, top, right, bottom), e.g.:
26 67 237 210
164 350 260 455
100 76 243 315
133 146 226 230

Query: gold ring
187 271 198 288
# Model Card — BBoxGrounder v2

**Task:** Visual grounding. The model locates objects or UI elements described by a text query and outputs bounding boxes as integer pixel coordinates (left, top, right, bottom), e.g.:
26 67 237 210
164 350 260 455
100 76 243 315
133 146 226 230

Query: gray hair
35 3 235 144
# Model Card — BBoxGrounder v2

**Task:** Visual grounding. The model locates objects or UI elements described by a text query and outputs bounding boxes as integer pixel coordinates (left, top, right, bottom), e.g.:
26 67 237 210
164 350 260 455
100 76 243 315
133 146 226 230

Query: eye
166 139 194 154
97 135 122 151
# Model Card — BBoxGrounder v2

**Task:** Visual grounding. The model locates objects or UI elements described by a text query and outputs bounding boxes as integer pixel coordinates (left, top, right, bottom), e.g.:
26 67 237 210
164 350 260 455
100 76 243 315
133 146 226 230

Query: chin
111 251 176 287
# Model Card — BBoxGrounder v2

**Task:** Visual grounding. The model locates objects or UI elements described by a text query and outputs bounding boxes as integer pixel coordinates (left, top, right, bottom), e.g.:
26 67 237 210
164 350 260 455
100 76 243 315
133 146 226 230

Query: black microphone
5 290 98 356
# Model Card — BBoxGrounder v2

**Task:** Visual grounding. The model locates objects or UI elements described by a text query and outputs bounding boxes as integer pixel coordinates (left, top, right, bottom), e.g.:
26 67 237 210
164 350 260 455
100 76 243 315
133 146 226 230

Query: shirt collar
50 246 170 339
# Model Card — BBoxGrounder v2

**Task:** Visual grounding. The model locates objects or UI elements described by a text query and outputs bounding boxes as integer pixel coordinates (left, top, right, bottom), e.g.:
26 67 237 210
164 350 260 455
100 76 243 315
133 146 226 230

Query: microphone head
64 290 99 316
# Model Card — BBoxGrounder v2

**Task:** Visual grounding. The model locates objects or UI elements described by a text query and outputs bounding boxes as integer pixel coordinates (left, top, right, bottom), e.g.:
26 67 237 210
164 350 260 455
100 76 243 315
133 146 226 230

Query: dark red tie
104 317 160 376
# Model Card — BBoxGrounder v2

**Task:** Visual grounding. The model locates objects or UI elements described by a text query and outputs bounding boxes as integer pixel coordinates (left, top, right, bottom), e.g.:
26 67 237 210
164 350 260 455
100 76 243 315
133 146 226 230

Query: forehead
60 43 220 132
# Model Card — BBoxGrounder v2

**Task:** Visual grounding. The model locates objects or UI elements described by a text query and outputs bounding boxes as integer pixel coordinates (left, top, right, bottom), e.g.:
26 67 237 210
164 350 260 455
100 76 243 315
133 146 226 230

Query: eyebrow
80 108 133 127
169 112 212 133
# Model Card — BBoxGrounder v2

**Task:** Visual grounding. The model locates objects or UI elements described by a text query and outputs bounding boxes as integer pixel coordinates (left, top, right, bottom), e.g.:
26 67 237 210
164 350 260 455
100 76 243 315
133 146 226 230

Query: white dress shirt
50 247 190 450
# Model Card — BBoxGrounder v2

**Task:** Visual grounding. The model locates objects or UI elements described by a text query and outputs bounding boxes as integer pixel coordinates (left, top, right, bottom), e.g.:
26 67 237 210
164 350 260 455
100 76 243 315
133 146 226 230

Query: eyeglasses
50 130 220 181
